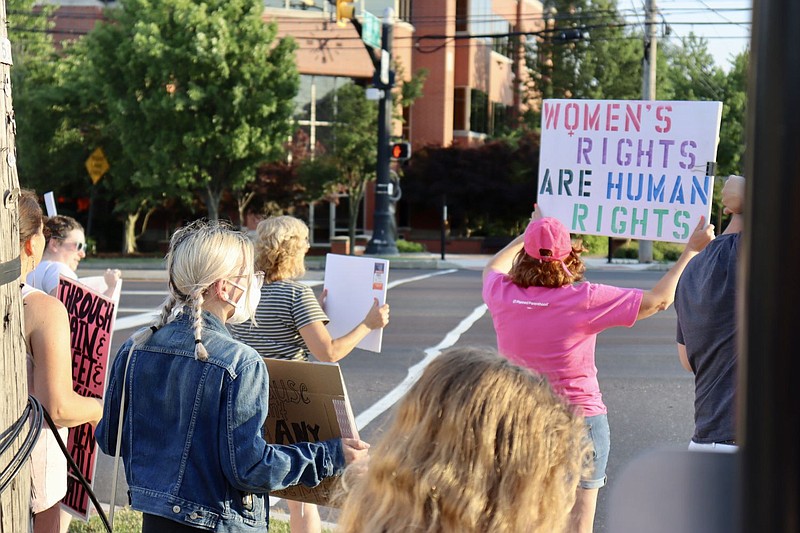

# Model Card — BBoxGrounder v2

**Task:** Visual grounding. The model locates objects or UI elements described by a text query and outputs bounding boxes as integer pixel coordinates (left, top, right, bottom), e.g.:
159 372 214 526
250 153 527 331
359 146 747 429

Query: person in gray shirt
675 175 745 452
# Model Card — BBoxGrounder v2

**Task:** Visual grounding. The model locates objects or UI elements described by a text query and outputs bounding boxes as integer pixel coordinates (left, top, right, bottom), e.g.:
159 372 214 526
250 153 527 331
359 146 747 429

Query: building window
295 75 355 154
470 89 489 134
455 0 468 32
491 102 510 136
453 87 468 131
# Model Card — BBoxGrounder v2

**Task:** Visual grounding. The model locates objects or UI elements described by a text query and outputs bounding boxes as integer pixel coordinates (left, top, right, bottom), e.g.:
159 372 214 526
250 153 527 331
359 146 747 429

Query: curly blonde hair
336 346 591 533
254 216 309 282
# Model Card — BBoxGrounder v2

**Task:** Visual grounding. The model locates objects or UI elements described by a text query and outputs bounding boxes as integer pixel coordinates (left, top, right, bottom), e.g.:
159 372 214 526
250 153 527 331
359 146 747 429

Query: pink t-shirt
483 270 643 417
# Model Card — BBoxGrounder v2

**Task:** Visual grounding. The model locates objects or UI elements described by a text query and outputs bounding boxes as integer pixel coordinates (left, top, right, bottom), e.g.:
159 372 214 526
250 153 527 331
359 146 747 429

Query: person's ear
23 238 34 258
213 279 231 302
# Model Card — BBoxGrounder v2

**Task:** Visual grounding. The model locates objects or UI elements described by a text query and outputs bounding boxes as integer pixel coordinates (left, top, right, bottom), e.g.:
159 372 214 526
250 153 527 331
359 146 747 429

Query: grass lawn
68 508 299 532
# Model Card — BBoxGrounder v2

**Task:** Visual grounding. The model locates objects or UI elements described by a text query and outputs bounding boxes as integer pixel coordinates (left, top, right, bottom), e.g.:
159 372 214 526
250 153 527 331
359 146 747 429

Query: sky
630 0 752 70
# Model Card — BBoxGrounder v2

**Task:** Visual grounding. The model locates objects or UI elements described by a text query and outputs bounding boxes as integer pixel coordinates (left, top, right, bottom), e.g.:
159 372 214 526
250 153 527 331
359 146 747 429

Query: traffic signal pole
365 9 398 255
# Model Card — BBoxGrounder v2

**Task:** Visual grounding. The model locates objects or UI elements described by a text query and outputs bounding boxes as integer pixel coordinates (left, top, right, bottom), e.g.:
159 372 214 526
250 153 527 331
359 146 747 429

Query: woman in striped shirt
230 215 389 533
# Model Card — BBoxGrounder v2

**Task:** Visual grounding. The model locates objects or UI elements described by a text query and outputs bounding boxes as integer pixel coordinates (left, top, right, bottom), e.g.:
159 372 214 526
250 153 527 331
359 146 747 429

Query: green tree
532 0 642 102
10 0 69 194
660 35 747 227
402 132 540 237
84 0 299 222
312 83 378 253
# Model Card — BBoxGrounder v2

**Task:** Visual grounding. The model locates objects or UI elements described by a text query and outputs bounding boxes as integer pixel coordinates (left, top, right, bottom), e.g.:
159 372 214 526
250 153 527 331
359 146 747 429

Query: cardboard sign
323 254 389 352
263 358 358 506
538 99 723 242
56 276 119 520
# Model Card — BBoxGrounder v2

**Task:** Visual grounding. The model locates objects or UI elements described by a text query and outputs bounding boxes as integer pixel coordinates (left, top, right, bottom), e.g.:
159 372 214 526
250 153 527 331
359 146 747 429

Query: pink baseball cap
523 218 574 275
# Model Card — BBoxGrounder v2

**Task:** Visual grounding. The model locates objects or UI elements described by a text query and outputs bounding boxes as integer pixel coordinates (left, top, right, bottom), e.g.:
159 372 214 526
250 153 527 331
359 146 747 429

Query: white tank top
23 283 70 513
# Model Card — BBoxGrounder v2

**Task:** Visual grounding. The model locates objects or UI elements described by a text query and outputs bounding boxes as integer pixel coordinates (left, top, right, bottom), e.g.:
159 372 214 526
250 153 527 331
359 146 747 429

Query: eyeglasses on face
228 271 265 290
57 239 87 252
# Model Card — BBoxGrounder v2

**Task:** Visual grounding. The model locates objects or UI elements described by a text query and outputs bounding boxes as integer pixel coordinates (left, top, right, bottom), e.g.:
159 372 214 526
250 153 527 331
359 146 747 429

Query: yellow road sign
85 147 109 184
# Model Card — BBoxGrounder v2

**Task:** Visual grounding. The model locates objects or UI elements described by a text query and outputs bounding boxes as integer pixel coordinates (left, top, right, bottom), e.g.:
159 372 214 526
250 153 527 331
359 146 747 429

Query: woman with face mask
229 215 389 533
26 214 121 298
95 220 369 533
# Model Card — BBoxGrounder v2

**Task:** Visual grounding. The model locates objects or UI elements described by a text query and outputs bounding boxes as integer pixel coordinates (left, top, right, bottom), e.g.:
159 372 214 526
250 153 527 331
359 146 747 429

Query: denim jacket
96 311 345 532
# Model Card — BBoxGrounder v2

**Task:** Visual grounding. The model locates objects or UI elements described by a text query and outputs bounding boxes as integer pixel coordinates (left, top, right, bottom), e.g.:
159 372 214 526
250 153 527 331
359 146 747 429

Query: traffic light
336 0 355 27
390 141 411 161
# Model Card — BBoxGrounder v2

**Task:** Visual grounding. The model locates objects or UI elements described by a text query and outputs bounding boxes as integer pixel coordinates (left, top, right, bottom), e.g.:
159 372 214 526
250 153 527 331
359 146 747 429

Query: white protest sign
323 254 389 353
44 191 57 217
537 99 722 242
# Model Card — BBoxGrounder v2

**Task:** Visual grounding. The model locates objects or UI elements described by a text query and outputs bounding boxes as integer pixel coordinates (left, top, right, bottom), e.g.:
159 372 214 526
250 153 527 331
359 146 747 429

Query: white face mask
224 271 264 324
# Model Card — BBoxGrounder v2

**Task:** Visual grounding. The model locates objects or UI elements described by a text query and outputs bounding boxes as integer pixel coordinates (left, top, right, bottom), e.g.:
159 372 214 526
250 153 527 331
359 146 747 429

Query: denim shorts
581 414 610 489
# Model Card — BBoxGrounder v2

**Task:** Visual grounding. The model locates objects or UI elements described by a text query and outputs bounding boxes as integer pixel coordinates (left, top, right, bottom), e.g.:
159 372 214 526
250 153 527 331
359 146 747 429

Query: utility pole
365 8 399 255
639 0 657 263
0 0 33 529
511 0 524 122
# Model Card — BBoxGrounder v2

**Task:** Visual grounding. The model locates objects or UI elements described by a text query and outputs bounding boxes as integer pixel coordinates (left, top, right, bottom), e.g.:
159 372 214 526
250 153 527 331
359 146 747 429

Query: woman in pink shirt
482 207 713 533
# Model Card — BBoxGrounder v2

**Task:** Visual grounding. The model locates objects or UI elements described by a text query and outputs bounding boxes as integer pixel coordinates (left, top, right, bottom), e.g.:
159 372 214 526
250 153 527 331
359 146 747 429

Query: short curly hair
254 216 309 282
43 215 84 246
508 246 586 288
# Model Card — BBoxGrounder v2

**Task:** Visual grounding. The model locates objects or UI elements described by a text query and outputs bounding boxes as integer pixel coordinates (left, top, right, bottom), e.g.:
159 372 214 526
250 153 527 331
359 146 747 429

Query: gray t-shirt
230 279 328 361
675 232 740 444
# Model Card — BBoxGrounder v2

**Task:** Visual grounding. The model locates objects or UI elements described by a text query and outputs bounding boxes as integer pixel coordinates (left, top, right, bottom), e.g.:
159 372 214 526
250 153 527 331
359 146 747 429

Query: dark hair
43 215 84 245
18 189 44 246
508 248 586 288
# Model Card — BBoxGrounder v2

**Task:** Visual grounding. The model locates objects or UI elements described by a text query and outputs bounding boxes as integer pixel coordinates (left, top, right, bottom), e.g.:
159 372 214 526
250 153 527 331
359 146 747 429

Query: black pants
142 513 205 533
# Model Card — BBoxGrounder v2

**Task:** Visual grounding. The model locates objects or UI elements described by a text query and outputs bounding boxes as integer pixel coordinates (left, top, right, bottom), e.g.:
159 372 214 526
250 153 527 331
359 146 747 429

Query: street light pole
366 8 398 255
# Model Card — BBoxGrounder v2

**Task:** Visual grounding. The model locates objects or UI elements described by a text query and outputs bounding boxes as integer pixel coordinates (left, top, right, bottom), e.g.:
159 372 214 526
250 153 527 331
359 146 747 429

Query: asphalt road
92 266 695 532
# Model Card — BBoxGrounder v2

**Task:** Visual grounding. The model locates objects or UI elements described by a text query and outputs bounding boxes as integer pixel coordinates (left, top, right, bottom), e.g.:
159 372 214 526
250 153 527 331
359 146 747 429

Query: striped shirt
230 279 328 361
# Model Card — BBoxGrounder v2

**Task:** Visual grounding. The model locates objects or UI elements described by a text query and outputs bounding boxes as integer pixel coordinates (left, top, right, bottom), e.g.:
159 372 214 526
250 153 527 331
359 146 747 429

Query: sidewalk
77 254 671 281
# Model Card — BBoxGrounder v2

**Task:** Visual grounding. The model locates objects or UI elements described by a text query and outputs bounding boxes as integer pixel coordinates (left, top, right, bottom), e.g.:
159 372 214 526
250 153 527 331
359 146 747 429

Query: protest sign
538 99 722 242
263 358 358 506
323 254 389 352
56 276 119 519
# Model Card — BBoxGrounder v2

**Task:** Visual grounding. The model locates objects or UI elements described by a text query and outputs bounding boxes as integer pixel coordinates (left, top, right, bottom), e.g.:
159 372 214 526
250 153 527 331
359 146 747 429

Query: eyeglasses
228 271 265 291
58 239 87 252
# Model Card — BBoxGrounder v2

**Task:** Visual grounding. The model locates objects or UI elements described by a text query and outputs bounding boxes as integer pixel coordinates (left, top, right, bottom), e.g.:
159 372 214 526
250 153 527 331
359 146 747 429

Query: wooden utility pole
638 0 657 263
0 0 32 529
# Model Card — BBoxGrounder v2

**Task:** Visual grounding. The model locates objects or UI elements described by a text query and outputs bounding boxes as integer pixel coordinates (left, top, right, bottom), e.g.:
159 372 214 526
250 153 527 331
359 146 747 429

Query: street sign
85 147 109 184
362 11 381 49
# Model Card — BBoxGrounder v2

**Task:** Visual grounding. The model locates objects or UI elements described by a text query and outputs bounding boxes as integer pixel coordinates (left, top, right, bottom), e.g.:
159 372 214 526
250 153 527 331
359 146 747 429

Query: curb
77 256 673 281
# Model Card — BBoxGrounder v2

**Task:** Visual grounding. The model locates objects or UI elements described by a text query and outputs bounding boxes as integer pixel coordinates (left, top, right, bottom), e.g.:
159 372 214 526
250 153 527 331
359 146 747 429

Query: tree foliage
83 0 299 221
301 82 378 252
402 132 540 237
532 0 642 102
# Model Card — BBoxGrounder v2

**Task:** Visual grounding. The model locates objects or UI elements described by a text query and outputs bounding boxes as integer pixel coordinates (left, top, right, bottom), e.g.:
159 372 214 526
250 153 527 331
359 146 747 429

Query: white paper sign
538 99 722 242
44 191 57 217
322 254 389 353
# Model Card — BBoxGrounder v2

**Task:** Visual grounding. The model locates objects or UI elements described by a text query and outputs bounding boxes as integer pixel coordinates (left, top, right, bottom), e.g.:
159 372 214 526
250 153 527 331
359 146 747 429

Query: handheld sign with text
538 99 722 242
56 276 120 520
323 254 389 352
263 359 358 506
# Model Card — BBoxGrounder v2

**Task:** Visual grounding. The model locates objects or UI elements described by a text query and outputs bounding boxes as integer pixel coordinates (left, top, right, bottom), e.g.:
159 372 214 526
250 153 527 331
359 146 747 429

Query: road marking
113 281 325 331
386 269 456 289
354 302 488 431
112 274 449 333
121 290 169 296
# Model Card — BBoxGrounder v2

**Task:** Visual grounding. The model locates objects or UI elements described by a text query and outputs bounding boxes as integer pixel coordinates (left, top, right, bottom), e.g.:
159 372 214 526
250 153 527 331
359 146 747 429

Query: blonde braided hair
132 220 254 360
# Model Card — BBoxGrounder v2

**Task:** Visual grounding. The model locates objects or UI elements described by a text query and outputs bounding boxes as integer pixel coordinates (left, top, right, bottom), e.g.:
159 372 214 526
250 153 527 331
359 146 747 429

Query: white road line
121 290 169 296
354 303 488 431
114 311 159 331
112 274 448 333
386 269 457 289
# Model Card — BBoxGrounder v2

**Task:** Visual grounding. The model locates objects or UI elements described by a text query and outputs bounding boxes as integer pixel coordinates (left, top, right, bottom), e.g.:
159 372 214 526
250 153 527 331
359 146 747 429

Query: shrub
396 239 426 253
577 234 608 256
